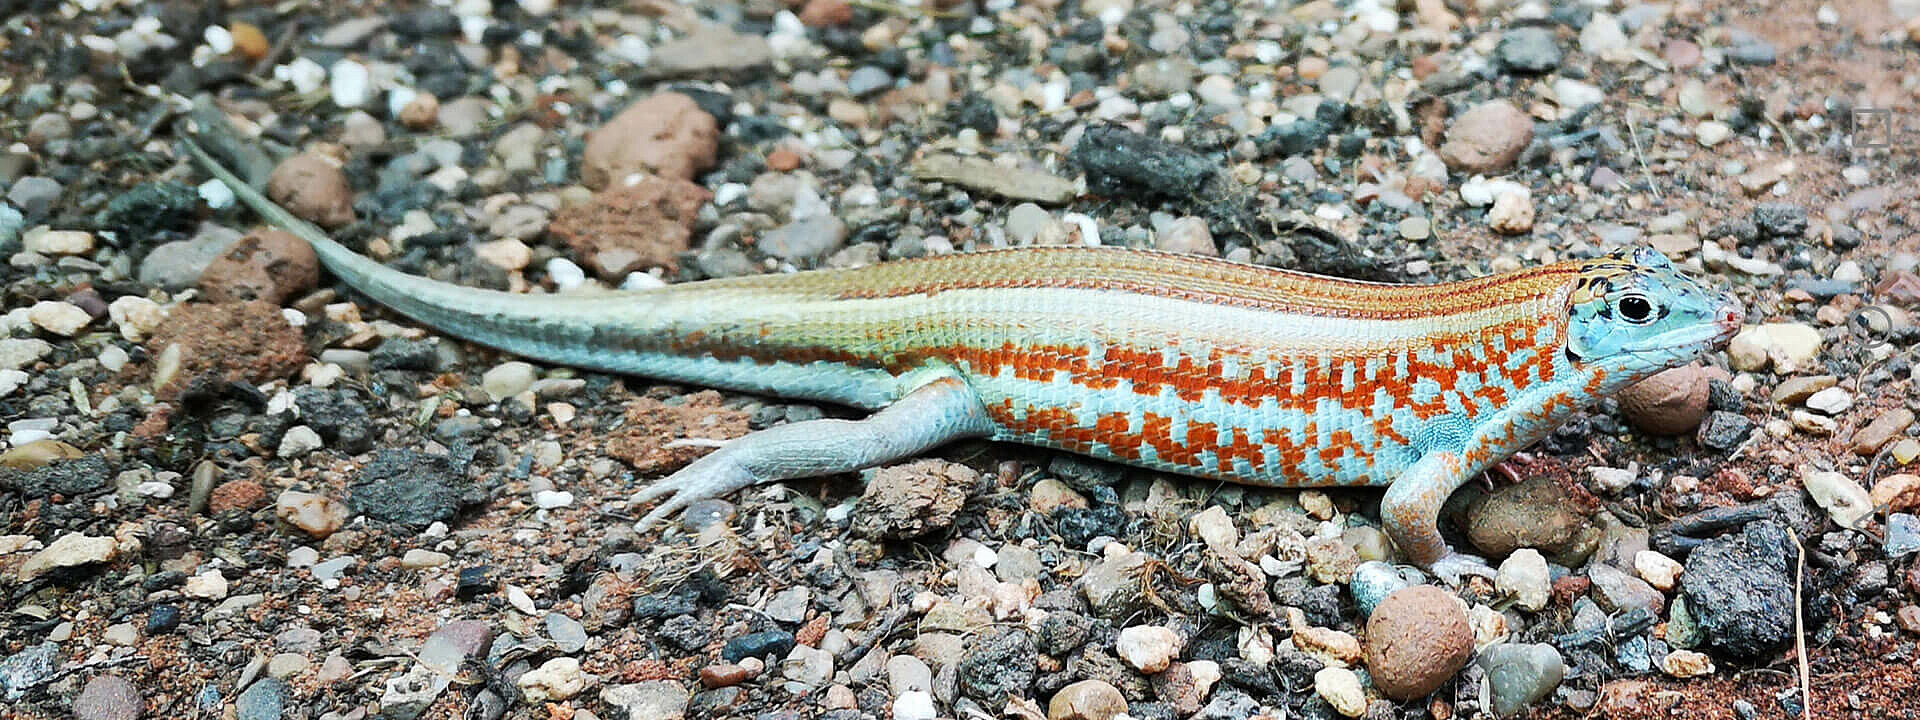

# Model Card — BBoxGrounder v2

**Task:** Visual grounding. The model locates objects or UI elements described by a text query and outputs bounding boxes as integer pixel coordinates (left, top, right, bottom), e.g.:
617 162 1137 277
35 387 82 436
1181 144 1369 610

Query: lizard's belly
971 373 1428 488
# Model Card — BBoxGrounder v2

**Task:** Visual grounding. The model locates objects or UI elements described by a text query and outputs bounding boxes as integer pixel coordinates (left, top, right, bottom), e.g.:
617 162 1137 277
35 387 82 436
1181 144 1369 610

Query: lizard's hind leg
630 377 995 533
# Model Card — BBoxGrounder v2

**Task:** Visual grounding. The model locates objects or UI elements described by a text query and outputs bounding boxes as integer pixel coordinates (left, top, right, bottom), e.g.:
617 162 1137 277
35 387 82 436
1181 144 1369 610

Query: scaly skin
187 139 1742 574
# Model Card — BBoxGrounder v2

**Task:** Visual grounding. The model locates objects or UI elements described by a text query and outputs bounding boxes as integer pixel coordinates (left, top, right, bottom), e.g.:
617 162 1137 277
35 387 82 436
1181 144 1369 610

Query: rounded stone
267 153 356 229
1047 679 1127 720
198 228 320 306
73 675 143 720
1618 364 1715 436
1364 585 1473 701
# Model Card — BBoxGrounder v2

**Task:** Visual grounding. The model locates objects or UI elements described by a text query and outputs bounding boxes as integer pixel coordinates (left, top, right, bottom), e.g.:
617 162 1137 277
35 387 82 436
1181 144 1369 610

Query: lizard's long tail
182 138 900 408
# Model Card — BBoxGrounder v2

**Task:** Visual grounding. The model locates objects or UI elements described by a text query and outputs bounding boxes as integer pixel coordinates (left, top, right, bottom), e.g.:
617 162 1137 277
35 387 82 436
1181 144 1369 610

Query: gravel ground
2 0 1919 719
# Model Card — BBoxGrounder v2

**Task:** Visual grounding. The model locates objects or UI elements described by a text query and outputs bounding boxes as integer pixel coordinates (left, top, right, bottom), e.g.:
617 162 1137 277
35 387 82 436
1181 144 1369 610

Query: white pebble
98 345 129 373
203 25 233 54
278 425 324 458
10 418 57 434
278 57 327 95
24 230 95 256
0 369 26 398
612 35 650 66
11 428 52 447
1694 120 1732 147
287 546 320 568
198 179 235 210
505 584 537 614
891 691 936 720
972 545 997 568
1805 386 1854 415
713 183 749 206
620 272 666 291
533 490 574 509
386 86 418 120
546 258 587 290
107 296 167 342
28 301 91 337
329 59 372 109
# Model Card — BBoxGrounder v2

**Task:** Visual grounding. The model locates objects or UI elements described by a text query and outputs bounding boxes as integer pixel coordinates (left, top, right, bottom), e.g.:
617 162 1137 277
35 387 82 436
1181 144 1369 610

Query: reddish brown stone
1877 271 1920 303
605 391 750 474
399 92 440 130
799 0 853 26
700 664 750 688
1617 364 1717 436
547 177 712 279
765 147 802 172
146 301 308 401
209 478 267 513
582 92 718 188
1365 585 1473 701
267 153 356 229
1438 101 1533 175
1663 39 1701 69
198 228 321 306
795 614 830 647
850 460 976 540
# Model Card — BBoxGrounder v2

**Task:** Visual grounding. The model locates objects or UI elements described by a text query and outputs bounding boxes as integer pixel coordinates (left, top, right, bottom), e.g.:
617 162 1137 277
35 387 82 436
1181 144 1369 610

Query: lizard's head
1563 246 1743 379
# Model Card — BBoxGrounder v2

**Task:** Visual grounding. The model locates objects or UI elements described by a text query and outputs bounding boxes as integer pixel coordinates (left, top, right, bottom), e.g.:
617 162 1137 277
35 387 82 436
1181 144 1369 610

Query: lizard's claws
629 446 758 534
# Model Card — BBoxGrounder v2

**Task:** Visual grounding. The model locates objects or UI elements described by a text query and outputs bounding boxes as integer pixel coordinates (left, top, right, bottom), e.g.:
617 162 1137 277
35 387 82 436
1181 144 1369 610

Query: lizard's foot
629 377 993 534
631 449 762 533
1427 551 1496 586
1478 452 1536 491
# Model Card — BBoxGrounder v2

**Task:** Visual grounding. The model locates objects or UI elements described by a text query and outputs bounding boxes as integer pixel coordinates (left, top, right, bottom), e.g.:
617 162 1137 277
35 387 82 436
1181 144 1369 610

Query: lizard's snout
1714 292 1744 341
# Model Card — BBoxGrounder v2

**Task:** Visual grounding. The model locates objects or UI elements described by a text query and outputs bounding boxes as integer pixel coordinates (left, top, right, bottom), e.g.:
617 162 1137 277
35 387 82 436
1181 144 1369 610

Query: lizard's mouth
1622 293 1744 361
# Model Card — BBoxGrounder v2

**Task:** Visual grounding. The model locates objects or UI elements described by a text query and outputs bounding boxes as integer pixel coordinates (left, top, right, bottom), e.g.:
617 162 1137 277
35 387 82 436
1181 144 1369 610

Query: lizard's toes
633 491 698 535
630 452 756 534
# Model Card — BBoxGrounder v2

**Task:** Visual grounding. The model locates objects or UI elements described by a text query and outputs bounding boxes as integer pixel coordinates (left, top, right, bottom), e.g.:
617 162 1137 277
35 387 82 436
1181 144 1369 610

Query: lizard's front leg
1380 450 1493 583
630 376 995 532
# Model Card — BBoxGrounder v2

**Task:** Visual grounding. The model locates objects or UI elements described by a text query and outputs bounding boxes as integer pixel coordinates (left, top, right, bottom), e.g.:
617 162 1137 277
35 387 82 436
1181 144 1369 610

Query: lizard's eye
1617 294 1656 324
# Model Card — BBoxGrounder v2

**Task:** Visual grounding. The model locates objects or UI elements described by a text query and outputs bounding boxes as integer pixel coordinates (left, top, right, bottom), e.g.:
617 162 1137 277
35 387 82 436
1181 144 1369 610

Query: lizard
185 138 1742 576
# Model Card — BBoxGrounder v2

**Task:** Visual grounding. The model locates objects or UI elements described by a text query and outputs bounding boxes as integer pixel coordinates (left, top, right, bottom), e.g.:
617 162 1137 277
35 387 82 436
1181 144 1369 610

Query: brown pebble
1872 474 1920 512
400 92 441 130
267 153 356 229
547 177 712 279
230 22 270 61
582 92 718 188
1898 606 1920 635
1364 585 1473 701
0 440 85 470
765 147 802 172
1048 679 1128 720
795 614 830 646
1439 101 1533 174
1617 364 1715 436
850 459 977 539
1853 409 1915 456
198 228 320 306
798 0 854 27
699 664 750 688
209 479 267 514
145 301 309 402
